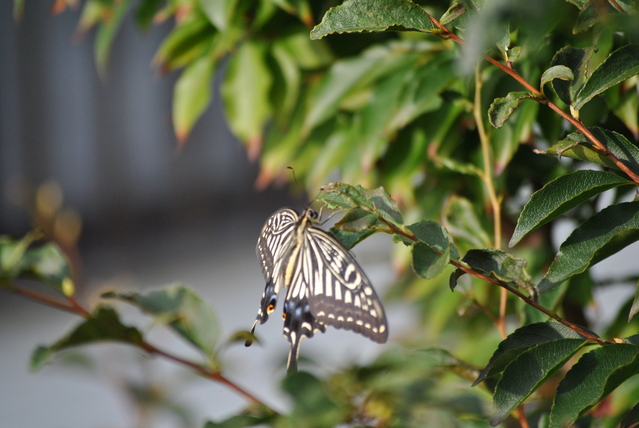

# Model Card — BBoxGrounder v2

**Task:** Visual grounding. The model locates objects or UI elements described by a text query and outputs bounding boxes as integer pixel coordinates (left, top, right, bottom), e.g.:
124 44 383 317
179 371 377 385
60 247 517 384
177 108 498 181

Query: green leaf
510 170 631 246
407 220 460 261
630 281 639 321
549 46 594 106
540 201 639 293
135 0 163 30
590 127 639 176
619 402 639 428
335 208 382 232
549 343 639 428
462 248 536 296
310 0 436 40
474 321 588 386
153 16 217 73
22 243 74 294
103 285 219 356
488 91 535 129
539 133 617 170
281 372 347 428
95 0 131 77
540 65 574 93
173 52 216 143
221 39 273 159
30 306 144 371
491 337 589 426
302 46 412 134
574 45 639 110
319 183 404 228
443 196 492 249
204 414 274 428
328 226 375 250
199 0 239 31
412 242 450 279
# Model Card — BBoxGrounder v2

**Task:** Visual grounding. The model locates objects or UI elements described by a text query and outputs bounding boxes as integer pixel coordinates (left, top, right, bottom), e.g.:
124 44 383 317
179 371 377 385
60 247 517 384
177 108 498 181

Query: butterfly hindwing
304 227 388 344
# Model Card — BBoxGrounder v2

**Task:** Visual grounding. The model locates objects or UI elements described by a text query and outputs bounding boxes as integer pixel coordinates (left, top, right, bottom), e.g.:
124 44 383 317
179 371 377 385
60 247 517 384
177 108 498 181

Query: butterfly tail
246 280 279 347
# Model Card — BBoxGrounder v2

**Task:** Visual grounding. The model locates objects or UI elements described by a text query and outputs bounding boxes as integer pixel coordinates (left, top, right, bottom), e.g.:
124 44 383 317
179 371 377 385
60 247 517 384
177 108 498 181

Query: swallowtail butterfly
246 207 388 372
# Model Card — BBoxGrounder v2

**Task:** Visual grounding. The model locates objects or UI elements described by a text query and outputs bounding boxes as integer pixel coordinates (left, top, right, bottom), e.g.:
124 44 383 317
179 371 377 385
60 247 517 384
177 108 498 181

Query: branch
3 285 275 410
381 220 611 346
427 12 639 185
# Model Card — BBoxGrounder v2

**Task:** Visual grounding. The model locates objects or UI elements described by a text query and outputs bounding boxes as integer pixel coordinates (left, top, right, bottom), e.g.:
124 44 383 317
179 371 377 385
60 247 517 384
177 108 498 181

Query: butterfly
246 207 388 372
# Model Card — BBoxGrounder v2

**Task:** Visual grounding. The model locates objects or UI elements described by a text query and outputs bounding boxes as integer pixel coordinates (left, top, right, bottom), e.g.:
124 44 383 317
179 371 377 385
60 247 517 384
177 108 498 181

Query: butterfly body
247 207 388 372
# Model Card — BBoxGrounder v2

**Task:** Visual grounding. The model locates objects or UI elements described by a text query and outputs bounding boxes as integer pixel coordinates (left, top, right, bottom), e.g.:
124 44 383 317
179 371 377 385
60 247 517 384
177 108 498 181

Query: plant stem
473 64 507 339
4 285 274 410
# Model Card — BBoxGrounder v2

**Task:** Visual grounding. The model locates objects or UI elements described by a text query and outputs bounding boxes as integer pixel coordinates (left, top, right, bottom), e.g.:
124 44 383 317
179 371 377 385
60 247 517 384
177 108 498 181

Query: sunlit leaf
310 0 436 40
540 201 639 293
510 170 632 246
575 45 639 110
549 342 639 428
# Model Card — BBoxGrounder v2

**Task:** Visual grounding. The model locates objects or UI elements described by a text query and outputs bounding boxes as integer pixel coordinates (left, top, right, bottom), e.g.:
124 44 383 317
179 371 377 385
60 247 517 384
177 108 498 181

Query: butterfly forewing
249 207 388 371
250 209 298 331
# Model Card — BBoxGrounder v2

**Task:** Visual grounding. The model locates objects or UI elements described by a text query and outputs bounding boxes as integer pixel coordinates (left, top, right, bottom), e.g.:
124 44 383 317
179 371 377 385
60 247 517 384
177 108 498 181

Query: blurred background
0 2 402 427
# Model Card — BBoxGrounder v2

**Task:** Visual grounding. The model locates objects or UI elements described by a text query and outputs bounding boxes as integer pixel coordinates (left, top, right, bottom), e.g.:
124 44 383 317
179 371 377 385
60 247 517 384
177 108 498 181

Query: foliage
6 0 639 427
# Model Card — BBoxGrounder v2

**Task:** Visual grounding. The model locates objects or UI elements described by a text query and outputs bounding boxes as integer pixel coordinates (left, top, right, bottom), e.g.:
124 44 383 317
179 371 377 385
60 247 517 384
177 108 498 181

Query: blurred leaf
135 0 163 30
153 16 217 73
0 235 73 295
199 0 239 31
0 234 37 286
440 1 470 26
630 281 639 321
540 201 639 293
221 39 273 160
303 44 418 135
619 402 639 428
491 337 589 426
574 45 639 110
270 41 302 127
488 91 535 129
461 248 536 296
319 183 404 228
103 285 219 357
474 321 588 386
31 306 144 371
281 372 347 428
173 51 216 143
204 414 274 428
510 170 631 247
549 343 639 428
549 46 594 106
310 0 436 40
443 196 492 249
95 0 131 77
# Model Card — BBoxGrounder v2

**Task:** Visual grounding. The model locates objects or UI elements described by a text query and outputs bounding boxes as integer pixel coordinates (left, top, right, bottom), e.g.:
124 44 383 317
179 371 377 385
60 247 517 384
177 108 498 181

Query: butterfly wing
246 209 299 345
304 227 388 344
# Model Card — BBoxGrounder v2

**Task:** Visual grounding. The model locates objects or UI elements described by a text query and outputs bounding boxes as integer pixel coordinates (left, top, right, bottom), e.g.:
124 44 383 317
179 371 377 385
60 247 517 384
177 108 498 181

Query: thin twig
4 285 275 410
379 219 611 345
426 12 639 185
